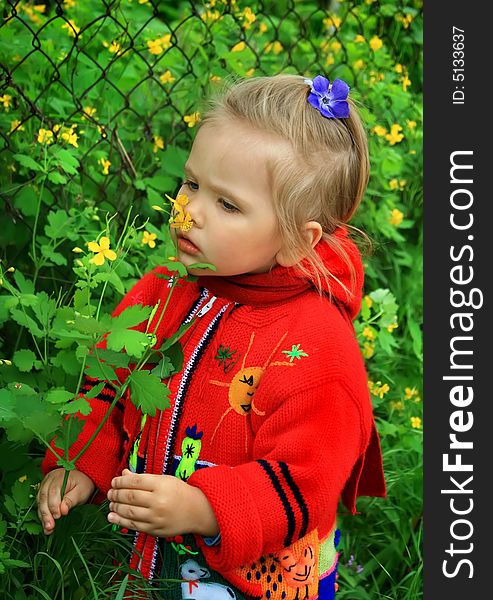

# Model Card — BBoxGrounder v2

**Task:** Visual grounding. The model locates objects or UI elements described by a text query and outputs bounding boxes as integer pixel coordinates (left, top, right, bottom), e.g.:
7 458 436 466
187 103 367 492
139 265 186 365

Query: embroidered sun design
209 331 295 453
281 343 309 363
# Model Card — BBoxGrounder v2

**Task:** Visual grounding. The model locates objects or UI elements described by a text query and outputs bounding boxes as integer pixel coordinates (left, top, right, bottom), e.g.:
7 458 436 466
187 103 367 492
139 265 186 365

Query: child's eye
183 180 199 191
219 198 239 213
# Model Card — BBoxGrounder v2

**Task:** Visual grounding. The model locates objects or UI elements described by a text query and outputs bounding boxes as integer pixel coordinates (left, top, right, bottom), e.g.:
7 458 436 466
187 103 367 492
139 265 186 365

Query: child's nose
186 195 203 228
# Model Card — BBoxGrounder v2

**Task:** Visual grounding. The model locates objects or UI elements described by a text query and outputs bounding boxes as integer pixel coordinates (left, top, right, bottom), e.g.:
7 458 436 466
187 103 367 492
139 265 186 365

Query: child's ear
275 221 323 267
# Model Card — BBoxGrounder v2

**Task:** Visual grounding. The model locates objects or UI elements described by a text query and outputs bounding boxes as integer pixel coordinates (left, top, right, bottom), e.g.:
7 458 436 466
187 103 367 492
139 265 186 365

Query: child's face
173 120 289 276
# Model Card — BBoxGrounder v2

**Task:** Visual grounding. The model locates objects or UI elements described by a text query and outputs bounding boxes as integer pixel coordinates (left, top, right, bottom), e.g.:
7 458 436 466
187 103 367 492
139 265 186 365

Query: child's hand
107 469 219 538
37 468 96 535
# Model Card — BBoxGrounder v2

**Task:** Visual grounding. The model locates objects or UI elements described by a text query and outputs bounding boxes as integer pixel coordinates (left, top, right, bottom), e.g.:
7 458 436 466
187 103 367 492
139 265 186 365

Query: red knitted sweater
42 227 385 596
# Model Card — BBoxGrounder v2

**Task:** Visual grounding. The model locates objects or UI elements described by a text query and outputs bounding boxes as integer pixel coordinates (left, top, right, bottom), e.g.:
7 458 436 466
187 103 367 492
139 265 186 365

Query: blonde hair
200 74 371 295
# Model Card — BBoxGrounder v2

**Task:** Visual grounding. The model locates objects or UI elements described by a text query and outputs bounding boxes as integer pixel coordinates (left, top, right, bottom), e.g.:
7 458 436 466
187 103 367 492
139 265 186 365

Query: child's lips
177 235 200 255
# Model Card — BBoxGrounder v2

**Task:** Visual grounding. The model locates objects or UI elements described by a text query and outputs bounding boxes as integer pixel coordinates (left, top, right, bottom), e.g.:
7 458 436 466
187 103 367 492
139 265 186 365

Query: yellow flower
243 7 256 29
369 35 383 51
387 321 398 333
390 400 404 411
231 41 246 53
99 158 111 175
362 342 375 359
9 119 24 134
363 295 373 308
325 54 335 66
264 41 283 54
64 0 76 7
372 125 387 137
395 63 403 73
385 124 404 145
61 126 79 148
258 22 268 34
353 59 365 70
103 40 122 54
245 68 255 77
62 20 80 37
389 208 404 226
362 326 376 340
389 179 399 191
37 128 54 144
210 75 222 81
0 94 12 110
410 416 422 429
201 9 221 23
160 70 175 84
406 120 417 130
166 193 194 232
397 14 413 29
324 16 342 29
404 387 419 400
82 106 97 119
147 34 172 55
377 383 390 398
153 135 165 153
354 34 365 43
87 236 117 266
183 112 201 128
141 231 157 248
331 40 342 53
402 75 411 92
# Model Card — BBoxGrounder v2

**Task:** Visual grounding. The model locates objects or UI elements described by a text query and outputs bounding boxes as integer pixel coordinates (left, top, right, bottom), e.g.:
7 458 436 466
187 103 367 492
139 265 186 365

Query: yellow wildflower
385 124 404 145
369 35 383 51
377 383 390 398
362 326 376 340
210 75 222 81
390 400 404 411
0 94 12 110
325 54 335 66
142 231 157 248
34 5 46 13
324 16 342 29
406 120 417 130
61 126 79 148
82 106 97 119
153 135 165 153
265 41 283 54
37 128 54 144
363 295 373 308
201 10 221 23
397 14 413 29
103 40 122 54
64 0 76 8
389 208 404 226
395 63 403 73
354 34 365 43
404 387 419 400
9 119 24 134
183 112 201 128
410 416 422 429
97 125 107 138
353 59 365 70
231 41 246 53
87 236 117 266
387 321 398 333
245 68 255 77
62 20 80 37
259 22 268 34
389 179 399 191
402 75 411 92
372 125 387 137
99 158 111 175
147 34 172 55
166 193 194 232
362 342 375 359
160 70 175 84
331 40 342 53
243 7 256 29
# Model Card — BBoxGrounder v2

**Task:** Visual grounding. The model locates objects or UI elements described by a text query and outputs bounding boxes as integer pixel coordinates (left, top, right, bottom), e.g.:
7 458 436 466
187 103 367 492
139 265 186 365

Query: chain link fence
1 0 422 257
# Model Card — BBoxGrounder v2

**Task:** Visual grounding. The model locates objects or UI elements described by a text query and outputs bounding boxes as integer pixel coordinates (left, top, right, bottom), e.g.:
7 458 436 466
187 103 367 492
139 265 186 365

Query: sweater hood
199 226 364 321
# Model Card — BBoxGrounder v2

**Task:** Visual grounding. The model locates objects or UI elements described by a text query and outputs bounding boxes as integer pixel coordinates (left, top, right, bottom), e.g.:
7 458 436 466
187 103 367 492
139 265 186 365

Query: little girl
38 74 386 599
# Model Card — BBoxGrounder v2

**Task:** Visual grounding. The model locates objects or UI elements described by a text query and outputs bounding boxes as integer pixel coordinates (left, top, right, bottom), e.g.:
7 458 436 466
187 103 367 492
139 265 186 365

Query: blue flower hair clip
304 75 350 119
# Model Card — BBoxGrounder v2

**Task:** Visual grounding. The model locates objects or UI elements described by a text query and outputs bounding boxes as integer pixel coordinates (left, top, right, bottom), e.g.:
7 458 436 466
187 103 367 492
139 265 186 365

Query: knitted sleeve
188 378 374 572
41 266 170 495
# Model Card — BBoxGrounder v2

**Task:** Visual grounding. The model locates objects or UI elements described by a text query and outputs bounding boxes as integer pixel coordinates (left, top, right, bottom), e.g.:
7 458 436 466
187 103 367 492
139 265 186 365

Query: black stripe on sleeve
278 461 310 540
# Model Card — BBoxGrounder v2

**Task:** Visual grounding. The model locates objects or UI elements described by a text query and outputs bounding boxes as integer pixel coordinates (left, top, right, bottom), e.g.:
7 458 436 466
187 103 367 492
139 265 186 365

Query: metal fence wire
0 0 422 238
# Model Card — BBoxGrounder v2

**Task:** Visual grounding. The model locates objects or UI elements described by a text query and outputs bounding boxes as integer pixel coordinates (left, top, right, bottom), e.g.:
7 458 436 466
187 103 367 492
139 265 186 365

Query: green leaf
93 348 131 369
47 171 68 185
106 329 150 358
10 308 43 337
62 397 92 416
13 185 39 217
13 154 44 172
83 380 105 399
45 388 74 404
127 370 170 416
85 354 120 383
11 480 31 510
151 356 174 379
159 321 194 352
0 388 15 421
40 245 67 266
44 210 71 240
13 349 38 372
111 304 153 330
51 349 82 376
13 270 35 295
52 147 80 174
187 262 217 272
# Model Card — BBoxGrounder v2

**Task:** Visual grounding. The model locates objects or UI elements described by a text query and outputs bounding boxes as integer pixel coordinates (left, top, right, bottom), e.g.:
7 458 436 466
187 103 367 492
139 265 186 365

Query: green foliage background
0 0 423 598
